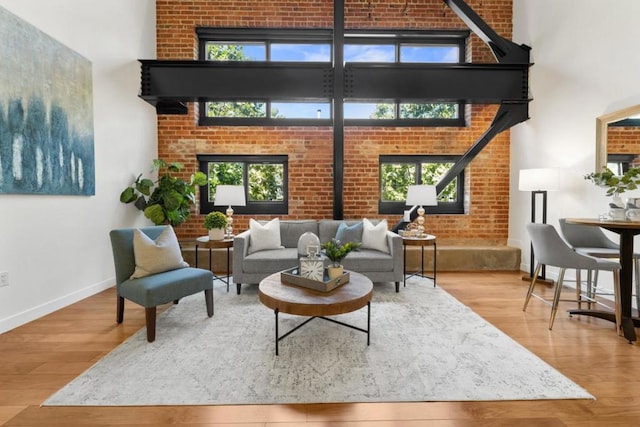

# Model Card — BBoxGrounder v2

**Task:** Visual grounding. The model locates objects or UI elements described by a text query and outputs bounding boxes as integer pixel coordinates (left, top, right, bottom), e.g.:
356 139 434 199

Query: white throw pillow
248 218 283 254
130 226 189 279
361 218 389 253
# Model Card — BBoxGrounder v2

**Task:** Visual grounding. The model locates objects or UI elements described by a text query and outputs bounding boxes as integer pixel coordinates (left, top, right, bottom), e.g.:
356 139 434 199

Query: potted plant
584 166 640 209
321 238 361 279
204 211 227 240
120 159 207 226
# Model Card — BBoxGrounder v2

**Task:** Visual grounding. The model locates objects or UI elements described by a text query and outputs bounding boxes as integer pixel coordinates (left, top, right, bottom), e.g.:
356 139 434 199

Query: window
344 33 465 126
197 28 467 127
198 155 288 215
379 155 464 215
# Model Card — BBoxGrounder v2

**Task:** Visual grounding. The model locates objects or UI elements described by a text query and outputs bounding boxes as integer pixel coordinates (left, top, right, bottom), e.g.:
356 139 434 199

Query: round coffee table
258 270 373 355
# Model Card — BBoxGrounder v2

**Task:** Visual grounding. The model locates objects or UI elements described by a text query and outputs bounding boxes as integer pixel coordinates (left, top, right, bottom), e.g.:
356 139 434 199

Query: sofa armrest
233 229 251 279
386 230 404 280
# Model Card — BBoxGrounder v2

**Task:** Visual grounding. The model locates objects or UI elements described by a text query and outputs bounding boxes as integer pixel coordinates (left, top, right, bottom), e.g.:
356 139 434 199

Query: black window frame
198 154 289 215
378 154 465 215
197 27 468 127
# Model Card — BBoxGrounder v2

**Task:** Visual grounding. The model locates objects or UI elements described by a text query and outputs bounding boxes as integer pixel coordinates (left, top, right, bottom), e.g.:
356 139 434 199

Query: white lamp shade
406 185 438 206
213 185 246 206
518 168 562 192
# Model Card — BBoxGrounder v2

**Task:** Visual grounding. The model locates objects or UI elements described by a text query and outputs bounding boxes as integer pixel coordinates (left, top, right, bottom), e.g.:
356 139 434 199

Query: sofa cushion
130 226 188 279
279 220 319 248
335 221 363 244
362 218 389 253
243 248 299 273
248 218 283 254
342 249 395 272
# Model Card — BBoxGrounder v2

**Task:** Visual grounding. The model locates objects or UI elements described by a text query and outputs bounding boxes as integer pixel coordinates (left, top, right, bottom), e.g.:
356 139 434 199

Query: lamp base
521 273 554 286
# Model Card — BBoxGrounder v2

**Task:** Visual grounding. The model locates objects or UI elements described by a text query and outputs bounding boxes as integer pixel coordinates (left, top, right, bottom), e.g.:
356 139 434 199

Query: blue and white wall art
0 6 95 195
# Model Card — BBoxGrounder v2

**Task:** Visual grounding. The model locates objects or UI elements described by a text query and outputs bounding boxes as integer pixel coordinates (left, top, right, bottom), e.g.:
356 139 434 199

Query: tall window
198 155 288 215
197 28 467 126
379 155 464 214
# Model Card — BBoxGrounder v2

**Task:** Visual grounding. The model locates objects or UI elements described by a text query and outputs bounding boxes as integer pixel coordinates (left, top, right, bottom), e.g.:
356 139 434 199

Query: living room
1 0 639 425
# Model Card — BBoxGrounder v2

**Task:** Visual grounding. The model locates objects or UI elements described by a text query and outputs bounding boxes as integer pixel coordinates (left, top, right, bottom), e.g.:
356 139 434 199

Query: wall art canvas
0 6 95 196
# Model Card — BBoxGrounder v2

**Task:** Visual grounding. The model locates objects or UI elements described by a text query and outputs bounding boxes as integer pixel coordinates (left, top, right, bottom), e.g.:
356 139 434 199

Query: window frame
197 28 468 127
198 154 289 215
378 154 465 215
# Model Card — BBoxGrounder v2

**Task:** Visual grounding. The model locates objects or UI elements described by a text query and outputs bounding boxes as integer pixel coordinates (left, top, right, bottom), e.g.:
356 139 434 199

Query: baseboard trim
0 278 115 334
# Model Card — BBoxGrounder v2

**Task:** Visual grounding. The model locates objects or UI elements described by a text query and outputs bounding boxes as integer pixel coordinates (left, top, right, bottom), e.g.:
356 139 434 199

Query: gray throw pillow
335 221 363 244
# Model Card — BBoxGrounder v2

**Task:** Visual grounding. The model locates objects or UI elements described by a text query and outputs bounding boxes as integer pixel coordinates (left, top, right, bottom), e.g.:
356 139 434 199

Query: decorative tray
280 267 349 292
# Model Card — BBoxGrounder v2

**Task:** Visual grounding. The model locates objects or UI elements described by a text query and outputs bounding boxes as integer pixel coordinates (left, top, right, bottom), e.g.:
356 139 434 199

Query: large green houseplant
120 159 207 226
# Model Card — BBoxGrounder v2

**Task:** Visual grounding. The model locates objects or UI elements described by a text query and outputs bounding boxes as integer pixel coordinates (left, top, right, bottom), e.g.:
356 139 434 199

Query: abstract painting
0 6 94 195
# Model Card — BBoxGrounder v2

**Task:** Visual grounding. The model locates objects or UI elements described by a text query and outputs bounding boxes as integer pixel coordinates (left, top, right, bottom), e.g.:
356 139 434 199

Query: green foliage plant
203 211 227 230
584 166 640 197
321 239 361 267
120 159 207 226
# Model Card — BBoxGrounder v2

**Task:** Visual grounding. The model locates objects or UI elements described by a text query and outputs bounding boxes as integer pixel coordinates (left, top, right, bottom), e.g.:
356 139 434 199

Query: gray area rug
44 277 593 405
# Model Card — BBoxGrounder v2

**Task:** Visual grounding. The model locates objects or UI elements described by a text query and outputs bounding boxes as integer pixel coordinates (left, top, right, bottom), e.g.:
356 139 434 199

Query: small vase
208 228 225 241
610 195 624 208
327 265 344 280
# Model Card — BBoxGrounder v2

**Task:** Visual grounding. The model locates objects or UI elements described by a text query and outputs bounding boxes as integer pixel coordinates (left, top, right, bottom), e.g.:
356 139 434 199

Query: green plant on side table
321 238 361 279
204 211 228 241
120 159 207 226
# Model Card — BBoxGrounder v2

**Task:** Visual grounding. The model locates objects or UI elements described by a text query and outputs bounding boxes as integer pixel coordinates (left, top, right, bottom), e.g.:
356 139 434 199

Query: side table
194 236 234 292
402 235 437 287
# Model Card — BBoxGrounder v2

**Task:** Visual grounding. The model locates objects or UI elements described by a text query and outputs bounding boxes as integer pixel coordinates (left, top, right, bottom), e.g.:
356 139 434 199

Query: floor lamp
519 168 561 284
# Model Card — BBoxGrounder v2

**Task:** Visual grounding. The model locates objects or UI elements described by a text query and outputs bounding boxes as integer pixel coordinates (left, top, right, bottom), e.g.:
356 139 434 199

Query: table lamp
214 185 246 238
406 185 438 237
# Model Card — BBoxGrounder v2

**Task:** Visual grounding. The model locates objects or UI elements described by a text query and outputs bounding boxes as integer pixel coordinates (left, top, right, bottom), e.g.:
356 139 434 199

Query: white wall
510 0 640 282
0 0 158 333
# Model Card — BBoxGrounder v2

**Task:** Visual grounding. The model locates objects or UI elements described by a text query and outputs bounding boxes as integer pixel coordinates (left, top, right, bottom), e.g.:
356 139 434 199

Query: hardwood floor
1 271 639 426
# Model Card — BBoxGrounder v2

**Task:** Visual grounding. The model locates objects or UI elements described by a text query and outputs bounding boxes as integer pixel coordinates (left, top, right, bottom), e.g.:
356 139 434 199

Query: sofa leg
236 283 242 295
145 307 156 342
395 281 400 293
205 289 214 317
116 295 124 323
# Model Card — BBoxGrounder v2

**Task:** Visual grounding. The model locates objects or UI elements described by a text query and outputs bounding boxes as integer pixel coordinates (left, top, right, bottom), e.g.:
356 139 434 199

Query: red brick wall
608 127 640 167
154 0 513 245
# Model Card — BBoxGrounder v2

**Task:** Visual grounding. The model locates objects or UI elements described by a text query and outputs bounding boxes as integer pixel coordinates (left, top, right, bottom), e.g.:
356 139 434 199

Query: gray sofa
232 219 403 294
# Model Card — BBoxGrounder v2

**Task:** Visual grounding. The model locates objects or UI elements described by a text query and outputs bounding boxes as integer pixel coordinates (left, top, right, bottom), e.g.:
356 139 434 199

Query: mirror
595 104 640 171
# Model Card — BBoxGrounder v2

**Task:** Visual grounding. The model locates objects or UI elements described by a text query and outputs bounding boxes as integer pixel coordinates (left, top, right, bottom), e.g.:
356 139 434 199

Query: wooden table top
258 270 373 317
194 236 234 248
565 218 640 230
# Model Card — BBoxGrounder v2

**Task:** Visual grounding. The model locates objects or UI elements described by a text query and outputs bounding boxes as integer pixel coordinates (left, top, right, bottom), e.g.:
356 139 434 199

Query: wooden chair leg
116 295 124 323
145 307 156 342
549 268 566 330
205 288 214 317
523 263 542 311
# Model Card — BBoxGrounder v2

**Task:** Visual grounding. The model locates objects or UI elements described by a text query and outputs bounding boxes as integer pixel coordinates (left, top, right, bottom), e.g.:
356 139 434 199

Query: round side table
402 234 437 287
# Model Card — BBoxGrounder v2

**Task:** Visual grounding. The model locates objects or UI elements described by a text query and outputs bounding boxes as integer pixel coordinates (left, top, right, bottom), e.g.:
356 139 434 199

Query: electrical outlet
0 271 8 287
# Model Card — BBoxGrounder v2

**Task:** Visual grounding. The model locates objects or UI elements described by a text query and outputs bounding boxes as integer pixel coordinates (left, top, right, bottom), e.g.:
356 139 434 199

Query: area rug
44 277 593 406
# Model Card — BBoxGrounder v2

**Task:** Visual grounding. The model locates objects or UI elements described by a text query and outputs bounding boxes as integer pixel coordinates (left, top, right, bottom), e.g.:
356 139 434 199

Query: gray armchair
109 226 214 342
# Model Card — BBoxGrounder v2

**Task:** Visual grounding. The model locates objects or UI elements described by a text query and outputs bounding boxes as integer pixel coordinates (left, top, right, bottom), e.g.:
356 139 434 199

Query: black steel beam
345 63 529 103
333 0 345 220
443 0 531 64
435 102 529 195
140 60 333 102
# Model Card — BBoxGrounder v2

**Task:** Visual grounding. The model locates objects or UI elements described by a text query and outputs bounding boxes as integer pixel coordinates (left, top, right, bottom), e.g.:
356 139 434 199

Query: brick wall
608 126 640 167
154 0 513 245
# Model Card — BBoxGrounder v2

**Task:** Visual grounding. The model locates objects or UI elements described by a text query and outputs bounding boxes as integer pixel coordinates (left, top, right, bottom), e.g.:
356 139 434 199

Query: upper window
379 155 465 215
198 154 288 215
197 28 467 127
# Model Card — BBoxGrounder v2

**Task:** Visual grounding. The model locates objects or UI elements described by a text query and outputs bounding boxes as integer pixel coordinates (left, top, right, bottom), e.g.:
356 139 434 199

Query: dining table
566 218 640 343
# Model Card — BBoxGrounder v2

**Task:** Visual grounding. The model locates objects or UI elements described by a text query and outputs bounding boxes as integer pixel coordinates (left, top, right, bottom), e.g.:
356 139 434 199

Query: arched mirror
595 104 640 172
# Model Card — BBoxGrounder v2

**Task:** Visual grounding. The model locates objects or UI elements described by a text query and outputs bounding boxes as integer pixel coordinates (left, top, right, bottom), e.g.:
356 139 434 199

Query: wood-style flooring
1 271 639 426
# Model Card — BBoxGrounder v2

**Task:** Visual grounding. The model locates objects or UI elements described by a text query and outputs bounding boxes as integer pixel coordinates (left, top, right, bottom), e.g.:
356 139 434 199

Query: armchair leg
205 288 214 317
236 283 242 295
145 307 156 342
395 281 399 293
116 295 124 323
